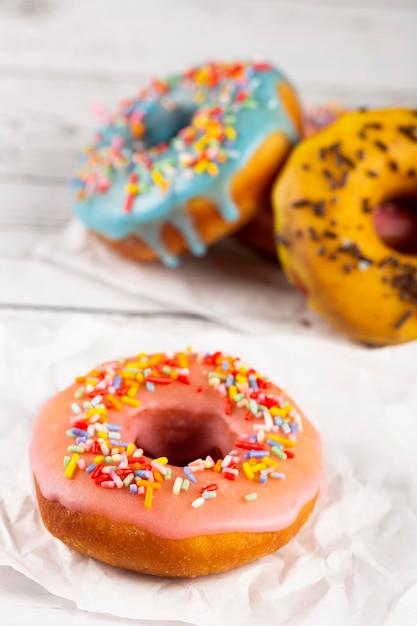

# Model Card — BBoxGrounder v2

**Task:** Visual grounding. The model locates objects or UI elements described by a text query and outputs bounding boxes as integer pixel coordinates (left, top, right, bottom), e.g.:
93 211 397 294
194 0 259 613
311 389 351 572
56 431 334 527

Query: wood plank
0 0 415 92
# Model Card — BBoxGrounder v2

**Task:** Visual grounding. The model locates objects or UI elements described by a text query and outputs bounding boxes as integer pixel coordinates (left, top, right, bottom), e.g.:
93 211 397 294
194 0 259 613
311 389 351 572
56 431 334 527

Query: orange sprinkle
144 486 154 509
105 394 122 410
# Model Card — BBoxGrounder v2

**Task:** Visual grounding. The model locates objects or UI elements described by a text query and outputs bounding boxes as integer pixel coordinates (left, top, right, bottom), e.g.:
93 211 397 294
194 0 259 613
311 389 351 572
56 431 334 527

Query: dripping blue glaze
71 63 300 266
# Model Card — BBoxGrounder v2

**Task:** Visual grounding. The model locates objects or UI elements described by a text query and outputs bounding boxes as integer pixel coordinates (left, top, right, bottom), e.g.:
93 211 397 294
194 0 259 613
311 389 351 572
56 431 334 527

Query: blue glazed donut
72 61 302 267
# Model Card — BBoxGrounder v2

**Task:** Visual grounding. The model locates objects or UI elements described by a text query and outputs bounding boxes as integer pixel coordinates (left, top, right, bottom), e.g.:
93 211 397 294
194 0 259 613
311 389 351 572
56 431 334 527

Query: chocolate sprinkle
274 233 290 247
379 256 399 268
407 168 416 177
374 140 388 152
308 226 321 241
364 122 383 130
356 149 365 161
366 170 379 178
292 199 311 208
361 198 372 213
312 200 326 216
398 125 417 143
393 310 413 330
338 170 349 188
322 169 333 180
389 160 399 172
323 230 338 239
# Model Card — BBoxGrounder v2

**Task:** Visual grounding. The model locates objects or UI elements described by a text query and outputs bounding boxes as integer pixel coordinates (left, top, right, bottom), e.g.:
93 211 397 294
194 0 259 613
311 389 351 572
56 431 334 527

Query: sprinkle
191 497 205 509
267 434 296 447
245 493 258 502
272 446 288 460
121 395 141 407
271 472 286 480
181 478 190 491
144 485 154 509
183 466 197 483
243 462 255 479
172 476 183 495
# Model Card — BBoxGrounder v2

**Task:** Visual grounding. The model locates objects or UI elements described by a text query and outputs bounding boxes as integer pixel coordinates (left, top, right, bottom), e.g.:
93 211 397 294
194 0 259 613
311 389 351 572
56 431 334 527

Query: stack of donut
71 60 417 345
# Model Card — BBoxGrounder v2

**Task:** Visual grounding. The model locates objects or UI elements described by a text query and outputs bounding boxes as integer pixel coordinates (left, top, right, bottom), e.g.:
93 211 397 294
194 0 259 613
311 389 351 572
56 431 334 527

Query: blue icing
72 61 301 266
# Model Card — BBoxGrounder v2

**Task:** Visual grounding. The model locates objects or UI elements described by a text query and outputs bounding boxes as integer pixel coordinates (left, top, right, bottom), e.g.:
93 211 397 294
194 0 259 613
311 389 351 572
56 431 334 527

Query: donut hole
373 194 417 255
134 408 234 466
134 104 197 151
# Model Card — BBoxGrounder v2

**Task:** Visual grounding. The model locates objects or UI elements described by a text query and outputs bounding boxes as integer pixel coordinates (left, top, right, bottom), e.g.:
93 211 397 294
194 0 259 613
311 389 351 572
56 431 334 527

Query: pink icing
29 352 326 540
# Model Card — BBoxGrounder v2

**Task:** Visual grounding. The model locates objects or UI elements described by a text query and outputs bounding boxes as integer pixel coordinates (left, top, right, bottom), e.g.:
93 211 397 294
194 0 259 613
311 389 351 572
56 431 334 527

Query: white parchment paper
1 315 416 625
34 221 332 336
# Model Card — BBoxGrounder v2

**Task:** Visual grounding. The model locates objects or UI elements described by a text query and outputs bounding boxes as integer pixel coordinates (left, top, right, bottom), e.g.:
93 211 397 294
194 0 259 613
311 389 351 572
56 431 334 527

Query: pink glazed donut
30 349 325 577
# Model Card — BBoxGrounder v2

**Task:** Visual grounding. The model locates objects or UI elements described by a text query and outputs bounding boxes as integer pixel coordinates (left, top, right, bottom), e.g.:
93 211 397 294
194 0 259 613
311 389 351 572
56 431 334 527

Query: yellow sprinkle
64 460 77 478
126 443 135 456
94 455 104 464
127 385 139 398
126 362 143 369
229 385 238 400
87 407 107 417
75 376 86 384
206 162 219 177
235 373 247 385
250 462 267 473
270 405 293 417
267 434 296 447
144 486 154 509
153 457 168 465
262 456 278 468
243 462 255 480
64 454 79 479
136 372 144 383
97 430 108 439
120 371 137 380
121 395 141 407
225 126 237 140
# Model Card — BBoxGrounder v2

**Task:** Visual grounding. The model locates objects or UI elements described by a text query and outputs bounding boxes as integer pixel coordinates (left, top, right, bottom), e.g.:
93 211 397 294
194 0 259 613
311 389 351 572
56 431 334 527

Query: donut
273 108 417 345
30 349 325 578
236 101 347 259
71 61 302 267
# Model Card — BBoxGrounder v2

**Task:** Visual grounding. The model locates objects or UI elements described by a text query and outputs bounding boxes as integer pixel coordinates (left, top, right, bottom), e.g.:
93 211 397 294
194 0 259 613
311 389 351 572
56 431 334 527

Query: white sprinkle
191 497 205 509
172 477 183 495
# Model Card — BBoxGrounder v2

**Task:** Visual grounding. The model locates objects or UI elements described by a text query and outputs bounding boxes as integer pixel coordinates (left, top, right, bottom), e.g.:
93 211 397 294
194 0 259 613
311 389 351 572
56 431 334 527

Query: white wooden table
1 1 417 624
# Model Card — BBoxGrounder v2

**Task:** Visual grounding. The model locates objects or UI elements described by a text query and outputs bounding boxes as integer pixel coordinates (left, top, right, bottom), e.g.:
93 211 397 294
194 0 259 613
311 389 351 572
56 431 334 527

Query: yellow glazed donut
72 61 302 267
30 349 325 578
273 108 417 345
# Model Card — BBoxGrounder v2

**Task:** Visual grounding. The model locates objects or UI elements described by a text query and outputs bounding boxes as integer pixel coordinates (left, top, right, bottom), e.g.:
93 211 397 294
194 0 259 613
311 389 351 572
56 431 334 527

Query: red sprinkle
234 440 266 451
200 483 219 494
224 398 232 415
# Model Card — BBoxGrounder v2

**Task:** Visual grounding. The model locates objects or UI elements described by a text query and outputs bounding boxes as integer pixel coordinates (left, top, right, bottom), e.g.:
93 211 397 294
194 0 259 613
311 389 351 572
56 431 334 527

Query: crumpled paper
1 314 416 625
34 220 336 337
